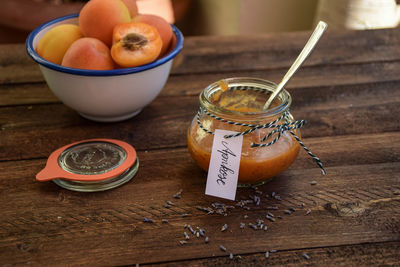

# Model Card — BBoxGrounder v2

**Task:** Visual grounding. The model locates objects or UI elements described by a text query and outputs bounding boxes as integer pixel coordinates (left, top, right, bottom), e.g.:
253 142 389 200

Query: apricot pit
111 22 162 68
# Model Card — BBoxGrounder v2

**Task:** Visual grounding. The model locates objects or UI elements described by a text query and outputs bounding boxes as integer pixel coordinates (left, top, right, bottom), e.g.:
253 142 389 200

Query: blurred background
1 0 399 44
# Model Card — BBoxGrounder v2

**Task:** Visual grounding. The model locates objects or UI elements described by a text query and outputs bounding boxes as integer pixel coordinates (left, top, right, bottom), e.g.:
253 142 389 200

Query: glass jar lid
36 138 139 192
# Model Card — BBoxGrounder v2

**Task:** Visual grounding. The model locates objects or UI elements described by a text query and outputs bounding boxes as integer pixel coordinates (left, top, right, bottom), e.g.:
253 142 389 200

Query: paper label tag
205 129 243 200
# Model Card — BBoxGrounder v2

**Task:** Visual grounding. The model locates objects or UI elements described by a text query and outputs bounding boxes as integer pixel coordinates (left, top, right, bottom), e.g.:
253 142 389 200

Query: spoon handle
263 21 328 110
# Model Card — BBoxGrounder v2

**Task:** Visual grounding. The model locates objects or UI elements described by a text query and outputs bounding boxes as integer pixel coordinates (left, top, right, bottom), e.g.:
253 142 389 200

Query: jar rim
200 77 292 120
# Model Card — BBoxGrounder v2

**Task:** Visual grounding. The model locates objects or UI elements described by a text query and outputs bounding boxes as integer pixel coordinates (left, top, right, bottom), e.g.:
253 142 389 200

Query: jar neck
199 77 292 123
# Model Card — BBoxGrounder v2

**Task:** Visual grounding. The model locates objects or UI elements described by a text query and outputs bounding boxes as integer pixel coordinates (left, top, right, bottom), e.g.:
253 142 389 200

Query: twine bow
197 107 326 175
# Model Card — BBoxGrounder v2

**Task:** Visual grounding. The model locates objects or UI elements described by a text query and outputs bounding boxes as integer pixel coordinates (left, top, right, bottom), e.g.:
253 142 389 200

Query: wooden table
1 27 399 266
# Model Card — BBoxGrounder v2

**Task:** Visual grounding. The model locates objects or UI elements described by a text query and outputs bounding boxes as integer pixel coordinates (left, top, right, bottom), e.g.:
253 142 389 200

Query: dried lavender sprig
196 206 214 214
173 189 183 199
221 224 228 232
284 209 292 215
188 225 195 234
199 228 206 236
266 214 275 222
143 217 153 223
249 223 258 230
184 232 190 240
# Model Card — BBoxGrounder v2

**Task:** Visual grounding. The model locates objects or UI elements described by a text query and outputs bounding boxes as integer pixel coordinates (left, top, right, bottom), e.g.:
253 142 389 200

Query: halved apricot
111 22 162 68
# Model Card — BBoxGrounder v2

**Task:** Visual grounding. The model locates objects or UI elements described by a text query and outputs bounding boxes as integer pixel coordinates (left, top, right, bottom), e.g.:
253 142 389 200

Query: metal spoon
263 21 328 110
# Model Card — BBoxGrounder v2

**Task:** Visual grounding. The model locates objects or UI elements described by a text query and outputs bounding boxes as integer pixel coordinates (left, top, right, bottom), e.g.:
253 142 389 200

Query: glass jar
187 77 301 186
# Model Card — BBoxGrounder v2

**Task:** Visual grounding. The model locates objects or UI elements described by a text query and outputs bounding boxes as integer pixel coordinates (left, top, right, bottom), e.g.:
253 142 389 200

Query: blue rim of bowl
26 13 184 76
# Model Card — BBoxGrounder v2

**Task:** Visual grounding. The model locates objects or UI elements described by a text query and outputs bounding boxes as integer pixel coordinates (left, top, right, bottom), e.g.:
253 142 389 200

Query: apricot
36 24 83 65
79 0 131 46
111 22 162 68
132 14 173 56
61 37 114 70
121 0 138 17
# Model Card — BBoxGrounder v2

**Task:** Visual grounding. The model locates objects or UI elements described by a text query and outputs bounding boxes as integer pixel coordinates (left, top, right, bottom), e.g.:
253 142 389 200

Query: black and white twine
196 86 326 175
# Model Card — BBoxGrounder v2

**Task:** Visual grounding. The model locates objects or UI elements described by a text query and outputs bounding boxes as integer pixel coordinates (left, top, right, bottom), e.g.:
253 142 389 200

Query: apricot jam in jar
187 77 301 186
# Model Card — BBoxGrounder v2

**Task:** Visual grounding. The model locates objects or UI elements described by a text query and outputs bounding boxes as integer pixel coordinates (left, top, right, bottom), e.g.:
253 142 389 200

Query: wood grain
0 27 399 266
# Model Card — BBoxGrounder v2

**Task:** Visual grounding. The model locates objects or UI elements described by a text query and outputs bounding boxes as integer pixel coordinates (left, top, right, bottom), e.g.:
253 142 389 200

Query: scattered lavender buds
303 253 311 259
306 209 312 215
221 224 228 232
162 219 169 223
267 206 279 210
229 253 234 260
166 200 174 206
240 222 246 229
265 251 270 258
219 245 227 252
310 181 318 185
205 236 209 243
179 240 187 245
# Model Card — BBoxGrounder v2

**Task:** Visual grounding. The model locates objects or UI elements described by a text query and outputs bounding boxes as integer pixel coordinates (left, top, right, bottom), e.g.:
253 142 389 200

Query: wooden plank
2 61 400 107
1 84 399 161
175 28 400 74
0 150 399 265
150 242 400 266
2 28 400 85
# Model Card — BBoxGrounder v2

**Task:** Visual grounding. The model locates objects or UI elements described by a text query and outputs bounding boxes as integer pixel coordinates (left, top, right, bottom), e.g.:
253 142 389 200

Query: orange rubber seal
36 138 137 182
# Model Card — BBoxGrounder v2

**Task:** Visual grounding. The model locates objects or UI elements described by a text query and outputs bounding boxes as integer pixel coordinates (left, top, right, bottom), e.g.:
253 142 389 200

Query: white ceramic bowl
26 14 184 122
